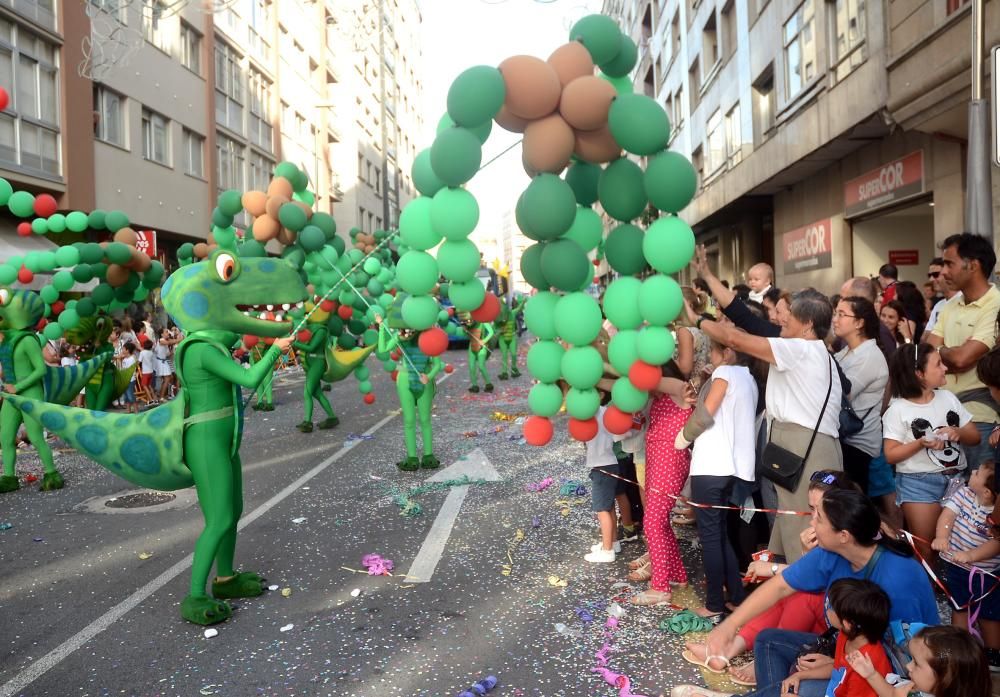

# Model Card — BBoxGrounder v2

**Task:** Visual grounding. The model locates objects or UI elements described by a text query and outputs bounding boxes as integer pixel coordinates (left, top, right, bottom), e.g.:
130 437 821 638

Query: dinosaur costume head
385 293 416 340
63 315 113 348
0 288 44 332
161 249 307 338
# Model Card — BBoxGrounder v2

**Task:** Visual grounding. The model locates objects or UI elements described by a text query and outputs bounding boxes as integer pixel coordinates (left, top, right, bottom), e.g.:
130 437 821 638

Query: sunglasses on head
810 471 837 485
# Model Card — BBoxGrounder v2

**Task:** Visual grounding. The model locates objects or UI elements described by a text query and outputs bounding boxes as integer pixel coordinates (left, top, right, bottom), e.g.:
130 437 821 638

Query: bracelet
696 317 705 330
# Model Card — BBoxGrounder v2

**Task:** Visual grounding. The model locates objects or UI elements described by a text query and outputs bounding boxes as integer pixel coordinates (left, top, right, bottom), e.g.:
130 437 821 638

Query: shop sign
782 218 832 275
135 230 157 258
888 249 919 266
844 151 924 217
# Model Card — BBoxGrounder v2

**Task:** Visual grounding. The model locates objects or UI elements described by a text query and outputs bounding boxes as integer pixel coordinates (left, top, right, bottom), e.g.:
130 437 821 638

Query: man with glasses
922 256 961 343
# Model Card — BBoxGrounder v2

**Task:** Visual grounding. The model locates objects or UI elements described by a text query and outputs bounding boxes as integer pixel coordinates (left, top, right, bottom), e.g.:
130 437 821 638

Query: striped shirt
943 486 1000 570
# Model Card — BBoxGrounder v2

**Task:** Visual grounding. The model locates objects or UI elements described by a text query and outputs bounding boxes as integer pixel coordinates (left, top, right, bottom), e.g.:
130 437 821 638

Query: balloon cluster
0 178 164 340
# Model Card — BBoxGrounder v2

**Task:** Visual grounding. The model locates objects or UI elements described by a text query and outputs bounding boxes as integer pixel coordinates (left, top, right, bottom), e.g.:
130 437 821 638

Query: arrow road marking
405 447 502 584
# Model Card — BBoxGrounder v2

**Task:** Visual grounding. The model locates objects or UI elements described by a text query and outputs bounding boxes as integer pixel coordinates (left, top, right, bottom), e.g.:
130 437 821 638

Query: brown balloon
523 113 575 174
206 230 216 245
252 215 280 242
560 75 618 131
265 194 289 219
573 124 623 163
292 200 313 219
105 263 130 287
277 227 296 245
113 227 138 246
206 244 218 254
193 242 209 259
130 248 152 272
494 104 530 133
267 176 293 200
242 190 268 218
547 42 595 87
498 55 561 120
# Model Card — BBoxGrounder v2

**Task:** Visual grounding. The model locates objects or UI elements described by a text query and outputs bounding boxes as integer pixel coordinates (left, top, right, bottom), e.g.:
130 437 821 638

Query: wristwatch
770 563 780 576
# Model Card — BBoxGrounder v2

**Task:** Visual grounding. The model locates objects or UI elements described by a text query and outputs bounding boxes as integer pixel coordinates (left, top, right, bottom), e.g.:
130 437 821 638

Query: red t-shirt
881 283 897 304
825 632 892 697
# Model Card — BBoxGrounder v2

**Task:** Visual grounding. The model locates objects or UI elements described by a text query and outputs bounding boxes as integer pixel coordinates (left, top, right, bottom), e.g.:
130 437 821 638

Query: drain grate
105 492 177 509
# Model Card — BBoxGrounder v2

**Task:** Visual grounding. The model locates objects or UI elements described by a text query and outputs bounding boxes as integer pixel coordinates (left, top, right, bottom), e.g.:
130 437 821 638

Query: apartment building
606 0 1000 293
0 0 424 267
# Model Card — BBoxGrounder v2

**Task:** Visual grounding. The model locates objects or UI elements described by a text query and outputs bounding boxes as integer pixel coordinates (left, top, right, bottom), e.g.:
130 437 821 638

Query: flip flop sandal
728 663 757 687
681 649 730 674
661 609 714 634
630 589 673 606
627 563 652 582
628 552 650 570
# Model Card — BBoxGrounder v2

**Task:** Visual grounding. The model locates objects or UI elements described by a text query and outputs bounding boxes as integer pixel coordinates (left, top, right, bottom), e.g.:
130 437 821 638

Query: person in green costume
460 312 495 393
377 295 443 472
495 295 525 380
248 342 274 411
291 312 339 433
0 289 63 492
65 315 117 411
9 247 308 625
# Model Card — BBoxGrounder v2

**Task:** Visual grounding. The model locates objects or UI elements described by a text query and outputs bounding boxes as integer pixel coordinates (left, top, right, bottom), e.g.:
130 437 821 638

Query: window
833 0 866 80
752 66 775 146
671 13 681 60
706 109 725 174
141 108 169 164
946 0 969 14
182 128 203 177
216 132 245 191
726 103 742 165
93 85 125 147
248 68 272 151
671 85 684 131
214 40 243 134
374 166 381 194
783 0 817 100
358 206 366 232
4 0 55 31
142 1 170 53
702 14 719 75
688 57 700 108
691 146 704 188
722 1 737 61
357 151 364 181
180 22 201 74
248 151 274 192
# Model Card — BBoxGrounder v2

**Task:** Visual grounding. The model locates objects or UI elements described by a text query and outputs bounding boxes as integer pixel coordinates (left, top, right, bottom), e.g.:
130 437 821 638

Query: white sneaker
584 548 616 563
591 540 621 553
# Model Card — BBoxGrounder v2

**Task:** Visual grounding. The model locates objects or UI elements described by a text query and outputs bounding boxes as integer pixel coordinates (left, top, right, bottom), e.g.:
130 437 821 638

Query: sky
416 0 603 258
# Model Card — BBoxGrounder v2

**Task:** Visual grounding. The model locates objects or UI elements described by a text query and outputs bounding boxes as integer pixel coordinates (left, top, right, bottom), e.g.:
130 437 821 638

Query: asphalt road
0 347 723 697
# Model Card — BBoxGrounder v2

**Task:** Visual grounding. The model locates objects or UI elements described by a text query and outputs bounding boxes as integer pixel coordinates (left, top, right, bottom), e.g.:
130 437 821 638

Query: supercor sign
844 151 924 217
783 218 832 275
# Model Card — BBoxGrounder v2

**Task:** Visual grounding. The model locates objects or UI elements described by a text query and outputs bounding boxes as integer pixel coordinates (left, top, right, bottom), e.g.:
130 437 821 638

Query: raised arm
697 318 777 365
690 245 736 309
193 339 289 389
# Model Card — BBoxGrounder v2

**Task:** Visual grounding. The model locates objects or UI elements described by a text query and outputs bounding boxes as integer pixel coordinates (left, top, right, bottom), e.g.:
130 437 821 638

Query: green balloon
637 325 676 365
519 242 549 290
298 224 326 251
311 211 336 238
278 202 308 232
436 239 480 283
91 283 114 306
52 270 74 292
211 207 233 229
401 294 439 331
520 174 577 240
527 340 565 383
602 276 643 330
604 224 647 275
87 210 107 230
274 161 298 180
8 191 34 217
59 308 80 330
437 113 492 146
0 265 15 285
599 158 648 222
104 210 130 232
398 196 442 251
430 127 482 187
566 387 601 420
608 93 670 156
529 382 564 417
554 292 602 346
541 238 590 292
72 264 93 283
565 161 602 206
66 211 89 233
42 322 63 341
600 34 638 77
396 250 438 295
569 14 623 64
639 274 683 326
31 218 47 235
612 376 648 412
293 189 315 206
75 297 96 317
91 262 107 280
524 291 560 340
564 206 603 252
338 333 357 349
599 72 634 94
561 345 604 389
40 284 59 304
362 257 381 275
0 178 12 205
47 213 66 233
447 65 505 129
644 151 698 214
105 242 132 265
23 252 39 272
431 187 479 241
643 215 695 275
448 278 486 311
608 329 639 375
412 149 446 197
38 251 56 272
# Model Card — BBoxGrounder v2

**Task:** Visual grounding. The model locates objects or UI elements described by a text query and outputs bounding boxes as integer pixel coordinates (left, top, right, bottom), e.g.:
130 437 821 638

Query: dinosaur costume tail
42 354 111 405
4 392 193 490
324 344 376 382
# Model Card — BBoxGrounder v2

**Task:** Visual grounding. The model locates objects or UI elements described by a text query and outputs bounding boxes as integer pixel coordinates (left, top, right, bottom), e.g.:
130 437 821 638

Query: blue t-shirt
782 547 940 625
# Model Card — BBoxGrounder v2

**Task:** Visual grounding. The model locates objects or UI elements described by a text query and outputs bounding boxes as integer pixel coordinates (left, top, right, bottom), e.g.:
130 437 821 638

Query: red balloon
593 259 601 266
263 336 275 345
603 405 634 435
524 415 554 446
337 304 353 320
629 360 662 391
444 363 454 374
0 87 9 112
470 293 501 322
390 350 402 361
17 266 33 284
320 299 336 312
296 329 312 343
448 307 456 316
568 417 599 442
16 222 31 237
35 318 46 331
363 393 376 405
243 334 259 349
33 193 57 218
418 327 449 356
390 370 398 382
50 301 64 316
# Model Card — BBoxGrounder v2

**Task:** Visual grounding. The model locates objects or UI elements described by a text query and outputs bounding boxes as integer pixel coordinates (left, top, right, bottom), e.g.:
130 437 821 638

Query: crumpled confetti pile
501 528 525 576
490 411 526 422
525 476 553 492
379 475 492 517
559 480 588 497
361 553 394 576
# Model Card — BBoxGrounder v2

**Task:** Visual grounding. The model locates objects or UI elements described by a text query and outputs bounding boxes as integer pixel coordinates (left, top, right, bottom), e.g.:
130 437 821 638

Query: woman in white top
831 296 889 496
695 289 843 563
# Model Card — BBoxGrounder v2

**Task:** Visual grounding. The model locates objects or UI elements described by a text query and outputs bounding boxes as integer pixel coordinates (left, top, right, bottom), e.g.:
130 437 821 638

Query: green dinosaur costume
248 343 274 411
379 296 443 472
291 319 338 433
461 313 495 393
9 249 308 625
65 316 118 411
495 296 525 380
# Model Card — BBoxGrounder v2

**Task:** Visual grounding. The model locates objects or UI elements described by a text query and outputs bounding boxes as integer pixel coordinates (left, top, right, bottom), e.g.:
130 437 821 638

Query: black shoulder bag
760 354 833 492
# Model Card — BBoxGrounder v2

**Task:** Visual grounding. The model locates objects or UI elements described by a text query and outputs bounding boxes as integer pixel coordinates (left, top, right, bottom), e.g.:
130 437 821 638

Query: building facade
605 0 1000 293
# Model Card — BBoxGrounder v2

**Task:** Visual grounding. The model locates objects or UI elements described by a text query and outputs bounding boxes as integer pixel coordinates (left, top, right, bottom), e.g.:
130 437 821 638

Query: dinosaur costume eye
0 289 8 306
214 253 238 283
